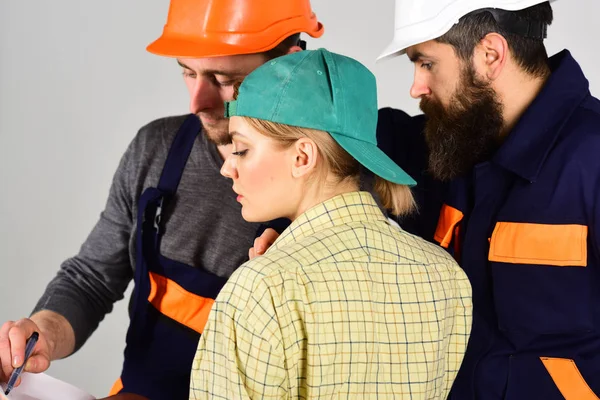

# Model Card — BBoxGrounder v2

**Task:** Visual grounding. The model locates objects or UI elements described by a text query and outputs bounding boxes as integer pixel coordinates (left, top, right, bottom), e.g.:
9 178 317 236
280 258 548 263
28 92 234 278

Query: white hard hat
377 0 554 61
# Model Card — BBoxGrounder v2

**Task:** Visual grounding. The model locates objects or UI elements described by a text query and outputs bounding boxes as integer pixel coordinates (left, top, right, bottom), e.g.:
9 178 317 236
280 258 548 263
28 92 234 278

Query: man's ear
473 32 509 81
291 138 318 178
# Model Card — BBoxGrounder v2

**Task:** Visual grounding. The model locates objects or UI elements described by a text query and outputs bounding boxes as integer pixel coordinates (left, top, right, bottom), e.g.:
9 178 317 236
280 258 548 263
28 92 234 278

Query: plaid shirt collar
271 191 388 251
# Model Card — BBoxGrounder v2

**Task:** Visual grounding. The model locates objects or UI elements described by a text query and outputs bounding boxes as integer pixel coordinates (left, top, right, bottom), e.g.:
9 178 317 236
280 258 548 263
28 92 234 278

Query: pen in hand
4 332 39 396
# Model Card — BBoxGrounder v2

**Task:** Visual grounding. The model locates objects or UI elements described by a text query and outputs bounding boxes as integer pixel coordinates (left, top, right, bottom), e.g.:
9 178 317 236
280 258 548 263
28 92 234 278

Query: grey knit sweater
32 115 261 351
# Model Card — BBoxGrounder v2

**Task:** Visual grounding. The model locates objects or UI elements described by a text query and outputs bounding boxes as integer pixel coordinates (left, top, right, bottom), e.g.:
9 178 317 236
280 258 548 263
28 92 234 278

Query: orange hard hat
147 0 324 58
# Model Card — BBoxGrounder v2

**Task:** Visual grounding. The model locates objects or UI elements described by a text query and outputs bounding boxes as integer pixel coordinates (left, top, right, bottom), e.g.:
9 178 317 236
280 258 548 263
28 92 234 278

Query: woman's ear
291 138 319 178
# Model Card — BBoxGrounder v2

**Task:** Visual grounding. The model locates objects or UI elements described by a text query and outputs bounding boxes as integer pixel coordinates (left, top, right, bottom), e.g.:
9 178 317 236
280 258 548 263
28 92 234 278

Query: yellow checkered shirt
190 191 472 399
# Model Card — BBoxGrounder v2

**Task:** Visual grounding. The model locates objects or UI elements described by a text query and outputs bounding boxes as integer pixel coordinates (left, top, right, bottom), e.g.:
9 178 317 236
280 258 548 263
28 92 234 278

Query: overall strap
157 114 201 194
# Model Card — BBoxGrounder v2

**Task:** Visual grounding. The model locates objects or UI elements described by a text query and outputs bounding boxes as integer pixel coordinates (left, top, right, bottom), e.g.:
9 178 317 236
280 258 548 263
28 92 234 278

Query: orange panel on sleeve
148 271 215 334
489 222 587 267
541 357 600 400
434 204 464 249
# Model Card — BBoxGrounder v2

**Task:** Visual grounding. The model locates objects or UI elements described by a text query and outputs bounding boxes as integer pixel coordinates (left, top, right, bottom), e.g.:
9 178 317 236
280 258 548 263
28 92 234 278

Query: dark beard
420 64 504 181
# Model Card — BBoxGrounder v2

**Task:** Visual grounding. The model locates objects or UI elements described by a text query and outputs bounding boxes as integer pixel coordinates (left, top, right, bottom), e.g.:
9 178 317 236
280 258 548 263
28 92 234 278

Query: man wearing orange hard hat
0 1 323 399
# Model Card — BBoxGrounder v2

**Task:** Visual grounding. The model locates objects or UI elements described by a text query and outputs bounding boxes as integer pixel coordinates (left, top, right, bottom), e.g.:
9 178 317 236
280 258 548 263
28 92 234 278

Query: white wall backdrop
0 0 598 396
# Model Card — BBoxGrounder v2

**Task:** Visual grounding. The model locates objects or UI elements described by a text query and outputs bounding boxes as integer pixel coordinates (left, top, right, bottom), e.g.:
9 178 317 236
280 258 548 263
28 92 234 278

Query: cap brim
330 132 417 186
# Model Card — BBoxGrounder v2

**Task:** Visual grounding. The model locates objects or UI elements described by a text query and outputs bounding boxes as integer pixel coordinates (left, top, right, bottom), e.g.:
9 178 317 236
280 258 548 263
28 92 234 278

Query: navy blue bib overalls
110 115 269 399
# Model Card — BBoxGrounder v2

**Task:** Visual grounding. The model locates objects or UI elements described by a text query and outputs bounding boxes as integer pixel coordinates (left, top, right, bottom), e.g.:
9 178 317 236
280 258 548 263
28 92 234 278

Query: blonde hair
241 117 416 216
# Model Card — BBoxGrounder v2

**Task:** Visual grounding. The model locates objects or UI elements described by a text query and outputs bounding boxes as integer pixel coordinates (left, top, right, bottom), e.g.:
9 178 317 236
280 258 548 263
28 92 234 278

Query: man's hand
0 310 74 386
249 228 280 259
0 319 50 384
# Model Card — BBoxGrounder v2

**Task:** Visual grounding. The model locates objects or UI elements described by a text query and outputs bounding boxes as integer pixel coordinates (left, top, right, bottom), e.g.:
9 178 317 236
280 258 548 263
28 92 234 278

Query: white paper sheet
1 373 95 400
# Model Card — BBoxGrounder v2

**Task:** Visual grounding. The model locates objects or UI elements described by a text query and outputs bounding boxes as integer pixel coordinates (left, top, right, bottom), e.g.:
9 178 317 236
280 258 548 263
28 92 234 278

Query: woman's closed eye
232 149 248 157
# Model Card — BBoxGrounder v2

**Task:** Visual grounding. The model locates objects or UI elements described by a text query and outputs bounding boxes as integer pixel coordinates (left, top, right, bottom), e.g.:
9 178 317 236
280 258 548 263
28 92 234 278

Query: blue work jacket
378 50 600 399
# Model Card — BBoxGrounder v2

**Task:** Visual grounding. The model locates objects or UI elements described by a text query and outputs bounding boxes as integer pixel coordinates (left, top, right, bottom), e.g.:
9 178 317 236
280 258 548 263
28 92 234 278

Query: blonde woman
189 49 472 400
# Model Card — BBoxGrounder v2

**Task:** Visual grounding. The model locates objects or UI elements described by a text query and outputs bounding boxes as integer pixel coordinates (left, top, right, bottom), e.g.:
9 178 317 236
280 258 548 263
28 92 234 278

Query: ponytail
373 176 416 216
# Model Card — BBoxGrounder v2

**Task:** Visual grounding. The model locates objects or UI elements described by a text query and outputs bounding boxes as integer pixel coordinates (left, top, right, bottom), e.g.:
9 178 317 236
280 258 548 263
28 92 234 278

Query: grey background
0 0 598 396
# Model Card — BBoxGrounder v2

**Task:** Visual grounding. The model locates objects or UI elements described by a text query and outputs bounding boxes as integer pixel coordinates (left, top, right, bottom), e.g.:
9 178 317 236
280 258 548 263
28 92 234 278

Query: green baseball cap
224 48 416 186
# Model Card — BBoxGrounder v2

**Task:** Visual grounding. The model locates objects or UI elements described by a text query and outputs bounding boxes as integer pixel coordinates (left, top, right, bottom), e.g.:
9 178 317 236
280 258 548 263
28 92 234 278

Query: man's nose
190 77 220 114
410 71 432 99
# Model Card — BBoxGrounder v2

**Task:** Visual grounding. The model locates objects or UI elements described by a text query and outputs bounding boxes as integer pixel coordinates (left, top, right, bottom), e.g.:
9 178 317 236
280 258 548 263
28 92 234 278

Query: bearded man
376 1 600 399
